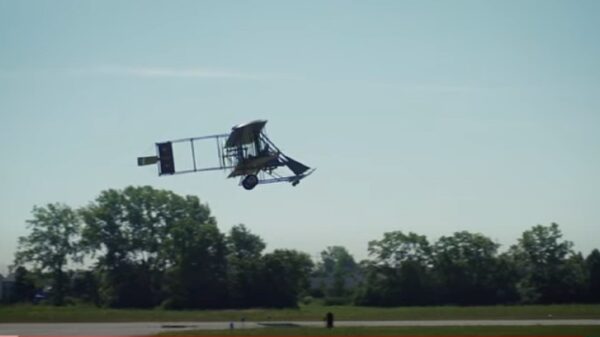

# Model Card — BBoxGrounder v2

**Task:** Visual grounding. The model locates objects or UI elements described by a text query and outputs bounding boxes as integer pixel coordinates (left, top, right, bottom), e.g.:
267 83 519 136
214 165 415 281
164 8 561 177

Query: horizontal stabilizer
283 155 310 176
137 156 159 166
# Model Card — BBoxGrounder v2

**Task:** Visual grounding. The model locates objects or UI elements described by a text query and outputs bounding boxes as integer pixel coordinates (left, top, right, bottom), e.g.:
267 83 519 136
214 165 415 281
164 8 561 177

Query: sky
1 0 599 274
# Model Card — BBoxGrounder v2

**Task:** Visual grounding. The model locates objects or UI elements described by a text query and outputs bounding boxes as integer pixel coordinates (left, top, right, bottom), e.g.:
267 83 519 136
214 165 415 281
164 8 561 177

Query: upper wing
224 120 268 148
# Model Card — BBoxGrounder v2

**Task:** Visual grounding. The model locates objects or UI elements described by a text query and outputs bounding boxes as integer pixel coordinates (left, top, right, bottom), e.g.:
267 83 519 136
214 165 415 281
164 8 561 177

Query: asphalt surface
2 320 600 336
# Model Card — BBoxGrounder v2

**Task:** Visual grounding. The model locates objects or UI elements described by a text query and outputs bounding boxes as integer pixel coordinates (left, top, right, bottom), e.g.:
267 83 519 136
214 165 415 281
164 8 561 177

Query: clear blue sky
1 1 599 273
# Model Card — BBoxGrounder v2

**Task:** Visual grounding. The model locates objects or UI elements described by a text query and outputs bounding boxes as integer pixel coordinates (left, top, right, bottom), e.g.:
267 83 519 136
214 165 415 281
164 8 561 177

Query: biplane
137 120 314 190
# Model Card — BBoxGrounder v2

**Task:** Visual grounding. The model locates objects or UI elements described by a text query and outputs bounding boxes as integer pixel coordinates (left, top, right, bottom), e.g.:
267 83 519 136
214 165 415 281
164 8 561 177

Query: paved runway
1 320 600 336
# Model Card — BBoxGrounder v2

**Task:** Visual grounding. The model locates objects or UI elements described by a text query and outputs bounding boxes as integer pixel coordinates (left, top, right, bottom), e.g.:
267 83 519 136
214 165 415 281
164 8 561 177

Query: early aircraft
137 120 314 190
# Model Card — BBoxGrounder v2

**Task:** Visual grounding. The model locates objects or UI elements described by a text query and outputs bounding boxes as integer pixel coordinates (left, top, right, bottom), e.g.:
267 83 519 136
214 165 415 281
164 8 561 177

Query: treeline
351 227 600 306
10 186 312 308
7 186 600 308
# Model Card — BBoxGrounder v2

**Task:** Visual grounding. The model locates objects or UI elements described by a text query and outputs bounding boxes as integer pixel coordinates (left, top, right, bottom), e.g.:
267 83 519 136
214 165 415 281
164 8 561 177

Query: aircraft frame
137 120 314 190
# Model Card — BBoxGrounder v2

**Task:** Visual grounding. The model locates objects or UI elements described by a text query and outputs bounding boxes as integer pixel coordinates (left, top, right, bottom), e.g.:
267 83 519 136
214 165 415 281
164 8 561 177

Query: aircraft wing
224 120 268 148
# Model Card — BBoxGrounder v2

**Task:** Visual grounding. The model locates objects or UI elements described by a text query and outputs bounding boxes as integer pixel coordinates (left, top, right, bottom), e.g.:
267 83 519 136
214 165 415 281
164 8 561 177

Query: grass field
0 303 599 322
156 326 600 336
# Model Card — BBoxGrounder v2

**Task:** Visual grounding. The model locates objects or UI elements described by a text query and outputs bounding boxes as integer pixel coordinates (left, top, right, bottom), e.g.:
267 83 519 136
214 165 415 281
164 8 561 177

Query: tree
81 187 156 307
68 270 99 304
432 231 502 305
368 231 432 268
9 266 37 303
81 186 219 308
14 203 81 305
492 252 521 304
510 223 576 303
562 252 589 302
261 249 314 307
315 246 359 298
356 231 433 306
586 249 600 303
227 224 265 260
162 218 228 309
226 224 266 308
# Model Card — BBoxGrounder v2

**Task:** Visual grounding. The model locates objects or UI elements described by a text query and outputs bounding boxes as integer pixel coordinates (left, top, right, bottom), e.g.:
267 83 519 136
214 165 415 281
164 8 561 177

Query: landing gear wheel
242 174 259 190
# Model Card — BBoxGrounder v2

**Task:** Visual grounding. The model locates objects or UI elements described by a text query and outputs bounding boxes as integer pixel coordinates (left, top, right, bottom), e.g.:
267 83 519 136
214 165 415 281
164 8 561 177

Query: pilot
260 143 270 156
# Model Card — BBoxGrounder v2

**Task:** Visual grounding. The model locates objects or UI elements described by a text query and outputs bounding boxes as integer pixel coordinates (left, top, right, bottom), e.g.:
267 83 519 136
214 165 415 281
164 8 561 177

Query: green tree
315 246 359 298
81 188 153 307
493 252 521 304
162 218 228 309
228 224 265 260
368 231 432 267
563 252 590 302
81 186 218 308
356 231 433 306
68 270 99 304
9 266 37 303
226 224 266 308
510 223 577 303
432 231 503 305
586 249 600 302
14 203 81 305
261 249 314 308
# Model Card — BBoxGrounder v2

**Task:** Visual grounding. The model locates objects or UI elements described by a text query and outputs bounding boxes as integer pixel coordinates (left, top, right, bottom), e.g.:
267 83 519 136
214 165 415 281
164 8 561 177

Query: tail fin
282 155 311 176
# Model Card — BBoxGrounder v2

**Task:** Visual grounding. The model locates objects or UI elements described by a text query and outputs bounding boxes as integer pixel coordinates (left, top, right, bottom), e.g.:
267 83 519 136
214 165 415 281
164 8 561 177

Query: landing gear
242 174 259 190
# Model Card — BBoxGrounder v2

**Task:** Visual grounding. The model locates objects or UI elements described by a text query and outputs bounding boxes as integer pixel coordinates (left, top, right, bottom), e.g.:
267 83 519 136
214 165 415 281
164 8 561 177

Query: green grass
156 326 600 336
1 303 599 323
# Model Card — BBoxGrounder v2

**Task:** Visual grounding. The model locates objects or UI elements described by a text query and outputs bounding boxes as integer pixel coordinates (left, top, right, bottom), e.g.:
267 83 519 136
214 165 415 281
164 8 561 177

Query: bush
300 296 314 305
